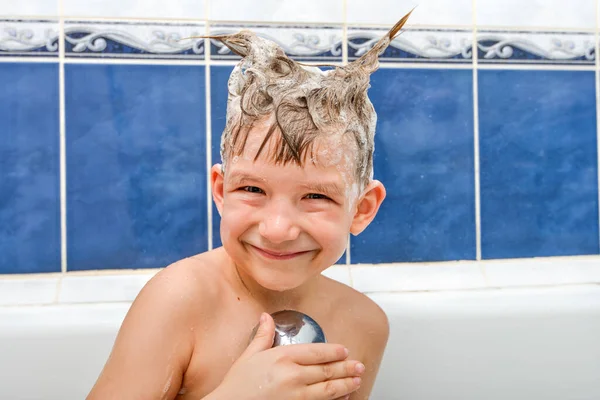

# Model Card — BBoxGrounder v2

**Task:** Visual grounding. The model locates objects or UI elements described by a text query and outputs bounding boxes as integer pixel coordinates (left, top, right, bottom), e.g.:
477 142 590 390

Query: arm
87 262 199 400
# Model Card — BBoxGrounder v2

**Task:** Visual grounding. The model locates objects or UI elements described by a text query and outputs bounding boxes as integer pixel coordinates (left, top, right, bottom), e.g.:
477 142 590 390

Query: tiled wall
1 0 598 275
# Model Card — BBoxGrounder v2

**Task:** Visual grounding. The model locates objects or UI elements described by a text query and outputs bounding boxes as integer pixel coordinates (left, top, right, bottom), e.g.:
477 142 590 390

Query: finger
334 396 350 400
305 376 362 400
277 343 348 365
300 360 365 385
239 313 275 360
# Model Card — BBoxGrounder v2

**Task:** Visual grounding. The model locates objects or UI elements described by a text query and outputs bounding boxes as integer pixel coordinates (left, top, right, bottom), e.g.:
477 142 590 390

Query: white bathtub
1 261 600 399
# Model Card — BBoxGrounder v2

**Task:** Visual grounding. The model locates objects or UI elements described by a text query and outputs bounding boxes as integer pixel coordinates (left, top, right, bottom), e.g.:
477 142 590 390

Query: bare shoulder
318 276 390 400
141 252 224 310
87 251 226 399
321 276 390 341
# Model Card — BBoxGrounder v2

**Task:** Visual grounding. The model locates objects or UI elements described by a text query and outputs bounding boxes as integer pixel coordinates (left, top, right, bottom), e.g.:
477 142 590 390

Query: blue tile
210 66 231 250
479 70 599 259
0 63 60 274
65 64 207 271
351 68 476 263
209 66 347 264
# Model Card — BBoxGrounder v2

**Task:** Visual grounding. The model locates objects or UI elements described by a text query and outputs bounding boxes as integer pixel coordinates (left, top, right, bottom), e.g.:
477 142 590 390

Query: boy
88 11 412 400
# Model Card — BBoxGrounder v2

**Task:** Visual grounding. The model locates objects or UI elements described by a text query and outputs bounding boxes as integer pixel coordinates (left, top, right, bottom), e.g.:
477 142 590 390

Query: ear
350 180 386 236
211 164 225 217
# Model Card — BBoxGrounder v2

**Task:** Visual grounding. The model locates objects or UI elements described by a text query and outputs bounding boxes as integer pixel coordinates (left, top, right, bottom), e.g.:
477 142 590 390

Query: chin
245 264 312 292
255 271 304 292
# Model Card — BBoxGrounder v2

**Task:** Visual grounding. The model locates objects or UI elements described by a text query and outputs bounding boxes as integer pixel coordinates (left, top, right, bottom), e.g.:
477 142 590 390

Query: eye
305 193 330 200
241 186 264 194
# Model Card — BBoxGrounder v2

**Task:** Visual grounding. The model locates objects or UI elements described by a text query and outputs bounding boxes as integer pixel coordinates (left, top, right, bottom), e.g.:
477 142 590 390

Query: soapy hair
210 11 414 188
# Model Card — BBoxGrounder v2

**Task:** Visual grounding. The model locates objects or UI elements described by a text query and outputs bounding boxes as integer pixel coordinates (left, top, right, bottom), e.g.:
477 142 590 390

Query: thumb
242 312 275 358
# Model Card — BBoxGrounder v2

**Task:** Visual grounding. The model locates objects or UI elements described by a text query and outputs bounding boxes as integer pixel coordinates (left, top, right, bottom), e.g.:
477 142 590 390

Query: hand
207 312 364 400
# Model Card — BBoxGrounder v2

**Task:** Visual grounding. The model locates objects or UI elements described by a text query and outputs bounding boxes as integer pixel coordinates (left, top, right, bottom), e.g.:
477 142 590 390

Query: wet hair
212 11 413 189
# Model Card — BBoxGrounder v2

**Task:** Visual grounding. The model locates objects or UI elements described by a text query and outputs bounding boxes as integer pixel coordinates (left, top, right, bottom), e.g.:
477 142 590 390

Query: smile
248 245 311 260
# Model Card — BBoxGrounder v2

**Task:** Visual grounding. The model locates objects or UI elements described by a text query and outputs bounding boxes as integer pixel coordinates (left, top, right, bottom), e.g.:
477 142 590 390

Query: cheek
220 198 255 236
307 213 351 248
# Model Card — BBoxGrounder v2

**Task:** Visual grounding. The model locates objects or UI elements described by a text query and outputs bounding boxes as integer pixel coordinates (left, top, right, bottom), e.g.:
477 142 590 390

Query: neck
222 249 317 312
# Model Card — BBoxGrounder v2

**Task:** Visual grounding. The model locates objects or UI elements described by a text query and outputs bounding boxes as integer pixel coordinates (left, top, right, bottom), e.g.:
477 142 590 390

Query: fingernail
260 313 267 324
355 363 365 374
344 347 349 357
353 377 362 386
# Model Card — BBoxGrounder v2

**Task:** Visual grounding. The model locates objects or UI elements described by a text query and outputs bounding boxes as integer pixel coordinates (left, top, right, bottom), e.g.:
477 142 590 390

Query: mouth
248 244 311 260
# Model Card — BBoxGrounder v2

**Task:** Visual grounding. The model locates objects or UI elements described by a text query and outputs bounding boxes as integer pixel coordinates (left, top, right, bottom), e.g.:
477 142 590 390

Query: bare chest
177 301 260 398
176 302 361 399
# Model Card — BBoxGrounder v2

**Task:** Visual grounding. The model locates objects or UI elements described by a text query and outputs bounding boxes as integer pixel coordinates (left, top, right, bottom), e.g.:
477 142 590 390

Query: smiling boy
87 11 412 400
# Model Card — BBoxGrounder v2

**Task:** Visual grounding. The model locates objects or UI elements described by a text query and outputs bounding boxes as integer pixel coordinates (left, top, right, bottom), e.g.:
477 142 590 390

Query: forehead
233 119 359 170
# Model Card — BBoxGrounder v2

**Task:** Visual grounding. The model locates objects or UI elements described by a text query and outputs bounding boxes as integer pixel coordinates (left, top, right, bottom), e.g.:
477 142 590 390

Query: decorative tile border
209 24 343 62
477 31 595 65
0 20 58 57
1 20 597 66
64 21 206 59
348 28 473 63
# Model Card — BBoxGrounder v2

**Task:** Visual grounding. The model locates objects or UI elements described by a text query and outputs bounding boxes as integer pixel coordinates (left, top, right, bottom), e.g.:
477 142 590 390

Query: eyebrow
227 172 344 198
301 182 344 198
227 172 264 189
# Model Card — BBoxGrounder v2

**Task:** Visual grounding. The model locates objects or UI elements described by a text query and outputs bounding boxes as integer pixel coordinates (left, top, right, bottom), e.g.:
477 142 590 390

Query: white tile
321 266 352 286
58 273 155 304
347 0 472 27
477 31 595 65
63 0 205 20
64 21 206 59
0 20 59 56
477 0 595 30
0 278 59 306
210 24 343 60
351 263 487 293
209 0 343 23
0 0 58 17
348 27 472 62
483 258 600 288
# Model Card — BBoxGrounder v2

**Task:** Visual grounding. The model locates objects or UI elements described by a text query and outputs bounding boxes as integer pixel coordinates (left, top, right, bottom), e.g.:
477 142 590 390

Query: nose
258 200 301 244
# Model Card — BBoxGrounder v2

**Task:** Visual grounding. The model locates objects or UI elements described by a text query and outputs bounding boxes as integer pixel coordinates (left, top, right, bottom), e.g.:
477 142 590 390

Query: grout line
6 57 593 70
2 15 597 33
3 282 600 309
53 276 63 304
210 60 345 66
60 16 346 26
596 0 600 252
477 63 595 71
358 282 600 296
346 235 351 265
63 58 207 65
0 57 59 63
342 0 351 266
378 62 473 69
2 253 600 280
342 0 348 65
472 0 481 261
58 0 67 274
341 253 600 267
0 269 160 280
205 21 213 251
